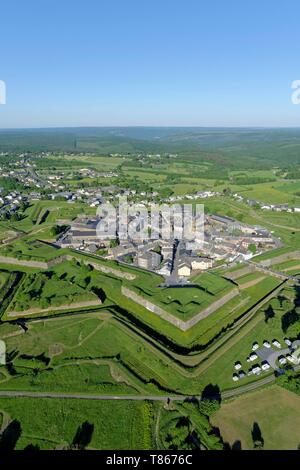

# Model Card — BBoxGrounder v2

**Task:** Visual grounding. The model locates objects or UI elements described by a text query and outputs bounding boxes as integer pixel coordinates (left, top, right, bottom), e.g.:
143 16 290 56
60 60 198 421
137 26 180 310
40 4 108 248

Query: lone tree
264 305 275 323
72 421 94 450
0 419 22 451
251 422 264 449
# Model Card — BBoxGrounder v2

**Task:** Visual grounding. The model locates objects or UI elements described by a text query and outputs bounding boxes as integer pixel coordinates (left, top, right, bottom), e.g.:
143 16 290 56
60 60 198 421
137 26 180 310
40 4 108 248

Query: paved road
222 375 276 399
1 368 297 402
0 382 274 402
0 391 182 401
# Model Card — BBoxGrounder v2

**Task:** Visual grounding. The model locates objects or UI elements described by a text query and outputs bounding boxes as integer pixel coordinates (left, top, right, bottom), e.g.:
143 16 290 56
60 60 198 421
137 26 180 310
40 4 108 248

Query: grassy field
272 259 300 272
0 312 189 395
227 181 300 205
234 271 266 286
211 386 300 450
0 397 156 450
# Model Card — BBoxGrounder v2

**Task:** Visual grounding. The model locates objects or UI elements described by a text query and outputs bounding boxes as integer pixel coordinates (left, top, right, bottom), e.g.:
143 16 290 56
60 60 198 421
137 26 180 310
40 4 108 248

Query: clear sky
0 0 300 128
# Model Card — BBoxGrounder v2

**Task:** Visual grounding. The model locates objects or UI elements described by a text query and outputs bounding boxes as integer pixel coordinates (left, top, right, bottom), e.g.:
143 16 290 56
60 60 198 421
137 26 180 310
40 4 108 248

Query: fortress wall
259 251 300 267
121 286 240 332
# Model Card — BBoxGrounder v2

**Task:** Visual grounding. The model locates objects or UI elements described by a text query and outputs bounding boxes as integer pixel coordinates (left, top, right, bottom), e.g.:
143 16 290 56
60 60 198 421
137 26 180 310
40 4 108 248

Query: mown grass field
211 386 300 450
234 271 266 286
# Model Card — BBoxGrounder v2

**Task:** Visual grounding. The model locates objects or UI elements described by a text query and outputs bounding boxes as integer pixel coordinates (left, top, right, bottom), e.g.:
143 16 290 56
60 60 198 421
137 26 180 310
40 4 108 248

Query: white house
178 262 191 277
191 257 213 271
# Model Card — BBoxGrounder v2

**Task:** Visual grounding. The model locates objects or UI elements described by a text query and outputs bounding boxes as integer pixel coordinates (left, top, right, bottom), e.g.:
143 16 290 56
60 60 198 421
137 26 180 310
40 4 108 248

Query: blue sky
0 0 300 127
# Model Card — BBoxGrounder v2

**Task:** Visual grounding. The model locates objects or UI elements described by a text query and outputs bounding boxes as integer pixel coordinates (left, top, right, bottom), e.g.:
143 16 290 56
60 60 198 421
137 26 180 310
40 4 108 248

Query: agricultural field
226 181 300 205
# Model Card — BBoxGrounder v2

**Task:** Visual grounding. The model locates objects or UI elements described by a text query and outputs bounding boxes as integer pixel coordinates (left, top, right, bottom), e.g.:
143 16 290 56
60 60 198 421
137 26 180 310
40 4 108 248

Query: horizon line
1 125 300 131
